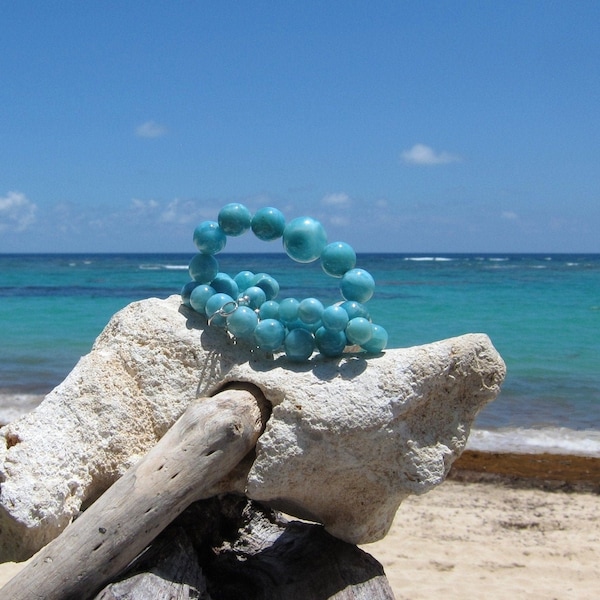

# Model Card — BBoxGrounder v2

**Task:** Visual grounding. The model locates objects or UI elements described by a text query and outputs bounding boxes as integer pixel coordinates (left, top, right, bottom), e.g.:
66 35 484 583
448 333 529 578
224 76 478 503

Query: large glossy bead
321 305 349 332
315 327 347 357
298 297 324 324
340 300 371 321
180 281 201 307
284 328 315 361
205 293 235 328
259 300 280 320
218 203 251 236
251 273 280 300
282 217 327 263
361 324 388 353
340 268 375 303
320 242 356 277
345 317 373 346
238 286 266 310
210 273 239 298
278 297 300 324
226 306 258 340
251 207 286 241
254 318 286 351
193 221 227 255
188 253 219 283
189 284 216 313
234 270 255 290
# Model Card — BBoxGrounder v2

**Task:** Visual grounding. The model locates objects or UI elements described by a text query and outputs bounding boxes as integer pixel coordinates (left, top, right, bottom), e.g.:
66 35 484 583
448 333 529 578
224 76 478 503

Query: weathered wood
96 495 396 600
94 525 211 600
2 385 268 600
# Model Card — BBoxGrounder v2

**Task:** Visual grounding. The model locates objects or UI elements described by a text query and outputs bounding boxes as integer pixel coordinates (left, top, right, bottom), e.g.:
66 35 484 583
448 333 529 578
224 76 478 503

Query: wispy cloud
131 198 160 213
501 210 519 221
401 143 461 166
135 120 168 138
322 192 351 206
0 191 37 231
159 198 204 225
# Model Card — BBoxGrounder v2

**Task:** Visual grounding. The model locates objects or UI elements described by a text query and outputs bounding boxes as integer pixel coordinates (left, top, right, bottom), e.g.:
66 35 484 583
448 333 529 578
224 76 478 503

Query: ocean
1 253 599 456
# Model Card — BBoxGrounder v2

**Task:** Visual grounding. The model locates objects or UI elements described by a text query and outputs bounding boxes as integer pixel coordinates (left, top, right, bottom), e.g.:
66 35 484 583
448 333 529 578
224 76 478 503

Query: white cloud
0 191 37 232
159 198 200 225
131 198 160 212
401 143 461 166
322 192 351 206
135 120 168 138
501 210 519 221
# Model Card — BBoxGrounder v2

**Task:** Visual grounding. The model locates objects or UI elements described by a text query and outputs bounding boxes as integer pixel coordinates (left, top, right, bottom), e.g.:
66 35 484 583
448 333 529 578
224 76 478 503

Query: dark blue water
1 253 599 453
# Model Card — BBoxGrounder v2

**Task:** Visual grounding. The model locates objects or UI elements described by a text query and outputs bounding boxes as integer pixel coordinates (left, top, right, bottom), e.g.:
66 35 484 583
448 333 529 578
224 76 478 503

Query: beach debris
91 495 396 600
0 295 505 563
1 386 268 600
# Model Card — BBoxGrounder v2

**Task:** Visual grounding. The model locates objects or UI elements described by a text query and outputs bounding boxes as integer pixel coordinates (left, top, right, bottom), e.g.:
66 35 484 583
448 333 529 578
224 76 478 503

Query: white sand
1 481 598 599
362 481 599 600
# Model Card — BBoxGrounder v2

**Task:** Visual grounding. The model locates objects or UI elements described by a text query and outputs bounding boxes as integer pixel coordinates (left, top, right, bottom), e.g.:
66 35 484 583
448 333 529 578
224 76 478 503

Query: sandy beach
1 451 598 599
363 480 598 599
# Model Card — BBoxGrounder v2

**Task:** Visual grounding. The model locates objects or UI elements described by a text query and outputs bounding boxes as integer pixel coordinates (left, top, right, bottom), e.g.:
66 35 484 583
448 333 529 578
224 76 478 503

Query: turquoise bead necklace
181 203 388 361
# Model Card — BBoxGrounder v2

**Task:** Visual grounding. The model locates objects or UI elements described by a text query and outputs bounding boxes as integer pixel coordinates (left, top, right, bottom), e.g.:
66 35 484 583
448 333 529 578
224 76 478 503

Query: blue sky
1 1 599 253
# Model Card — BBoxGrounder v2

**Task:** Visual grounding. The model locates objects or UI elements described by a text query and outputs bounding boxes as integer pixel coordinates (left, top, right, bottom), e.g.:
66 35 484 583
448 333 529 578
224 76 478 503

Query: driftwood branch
95 495 396 600
2 385 268 600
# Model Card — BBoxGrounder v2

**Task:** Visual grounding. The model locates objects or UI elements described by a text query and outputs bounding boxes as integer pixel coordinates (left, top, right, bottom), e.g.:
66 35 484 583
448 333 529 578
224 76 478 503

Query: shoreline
449 449 600 493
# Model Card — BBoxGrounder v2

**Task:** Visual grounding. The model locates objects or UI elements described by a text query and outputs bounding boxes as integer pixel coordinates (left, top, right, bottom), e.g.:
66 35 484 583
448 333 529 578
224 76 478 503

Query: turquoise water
1 253 599 450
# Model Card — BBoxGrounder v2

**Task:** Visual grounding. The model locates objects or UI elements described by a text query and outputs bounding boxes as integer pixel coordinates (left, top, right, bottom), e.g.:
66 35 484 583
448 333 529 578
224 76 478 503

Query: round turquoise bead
226 306 258 339
204 293 235 327
251 207 286 241
284 328 315 361
321 305 349 332
259 300 280 320
238 286 266 310
254 318 286 351
189 253 219 283
320 242 356 277
340 300 371 321
298 297 324 324
234 270 255 290
361 324 388 353
218 203 251 236
210 273 239 298
345 317 373 346
251 273 280 300
180 281 201 307
315 327 347 357
278 297 300 324
189 284 216 313
282 217 327 263
193 221 227 255
340 268 375 303
182 203 388 363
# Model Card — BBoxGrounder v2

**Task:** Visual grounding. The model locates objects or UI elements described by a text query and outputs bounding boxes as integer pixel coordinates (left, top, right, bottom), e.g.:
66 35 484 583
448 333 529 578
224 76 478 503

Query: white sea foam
0 394 45 426
139 264 188 271
467 427 600 457
404 257 454 262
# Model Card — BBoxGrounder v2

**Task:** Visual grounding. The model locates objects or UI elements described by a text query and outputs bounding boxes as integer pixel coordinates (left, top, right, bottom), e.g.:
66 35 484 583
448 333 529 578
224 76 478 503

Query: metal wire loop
208 300 238 325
